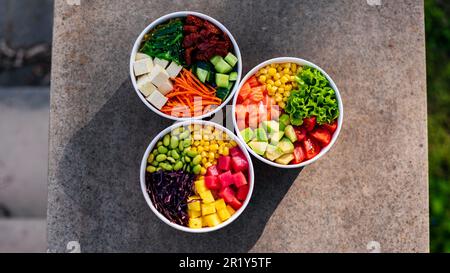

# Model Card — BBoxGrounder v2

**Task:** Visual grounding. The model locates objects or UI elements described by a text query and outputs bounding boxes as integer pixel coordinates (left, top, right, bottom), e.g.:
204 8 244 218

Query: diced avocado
261 120 280 134
269 131 284 145
284 125 298 143
224 52 238 67
265 144 284 161
216 73 229 88
196 67 209 83
249 141 268 156
229 72 238 81
277 137 294 154
279 114 291 126
255 127 268 142
240 128 254 143
275 153 294 165
210 55 222 66
215 59 233 73
216 87 230 101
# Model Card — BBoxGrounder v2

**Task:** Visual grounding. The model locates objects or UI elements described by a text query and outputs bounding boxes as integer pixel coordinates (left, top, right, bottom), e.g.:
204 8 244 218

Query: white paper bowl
130 11 242 121
232 57 344 169
140 120 254 233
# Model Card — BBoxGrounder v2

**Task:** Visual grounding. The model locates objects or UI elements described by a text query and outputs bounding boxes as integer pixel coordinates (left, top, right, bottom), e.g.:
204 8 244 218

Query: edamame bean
146 166 156 173
192 164 202 175
171 127 182 136
179 130 190 140
160 163 173 171
173 161 183 171
151 160 159 167
163 134 170 147
167 157 176 164
156 154 167 162
186 150 198 158
156 167 162 171
157 146 168 154
152 149 158 156
171 150 180 160
157 141 163 147
147 154 154 163
170 136 179 149
186 165 191 173
192 155 202 165
183 139 191 147
184 156 191 163
178 141 184 151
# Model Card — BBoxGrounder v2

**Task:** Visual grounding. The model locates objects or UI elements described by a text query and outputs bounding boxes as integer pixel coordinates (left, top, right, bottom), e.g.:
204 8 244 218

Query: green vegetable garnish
285 67 339 126
139 19 184 65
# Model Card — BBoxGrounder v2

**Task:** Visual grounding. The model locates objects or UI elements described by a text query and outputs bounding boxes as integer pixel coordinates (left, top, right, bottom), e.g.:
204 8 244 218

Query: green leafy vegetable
285 67 339 126
140 19 184 65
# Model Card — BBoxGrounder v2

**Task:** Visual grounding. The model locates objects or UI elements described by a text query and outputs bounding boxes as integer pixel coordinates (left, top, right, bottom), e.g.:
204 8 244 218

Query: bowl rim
140 120 254 233
130 11 243 121
231 57 344 169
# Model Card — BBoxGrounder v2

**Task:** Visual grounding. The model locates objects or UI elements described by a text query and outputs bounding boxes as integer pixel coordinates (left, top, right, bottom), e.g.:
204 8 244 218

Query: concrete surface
0 219 46 252
48 0 428 252
0 87 49 218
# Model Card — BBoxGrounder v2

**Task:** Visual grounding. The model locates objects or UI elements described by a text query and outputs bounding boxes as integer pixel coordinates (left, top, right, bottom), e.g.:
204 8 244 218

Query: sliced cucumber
196 67 209 83
207 71 215 84
216 73 229 88
214 59 233 74
224 52 238 67
216 87 230 101
229 72 238 81
210 55 222 66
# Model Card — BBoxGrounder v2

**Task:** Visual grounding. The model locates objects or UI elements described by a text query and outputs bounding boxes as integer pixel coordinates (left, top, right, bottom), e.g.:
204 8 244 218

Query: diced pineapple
199 190 215 204
217 208 231 222
187 196 202 211
202 216 208 227
204 213 221 227
214 199 227 210
195 180 208 194
188 217 202 229
188 209 202 219
201 202 216 216
226 205 236 215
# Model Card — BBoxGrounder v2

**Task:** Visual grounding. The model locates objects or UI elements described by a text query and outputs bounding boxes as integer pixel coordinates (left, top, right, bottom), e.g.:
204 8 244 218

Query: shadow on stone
56 80 301 252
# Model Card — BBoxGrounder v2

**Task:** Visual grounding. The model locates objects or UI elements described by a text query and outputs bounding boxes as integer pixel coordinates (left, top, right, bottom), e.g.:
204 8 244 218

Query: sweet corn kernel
278 87 285 94
204 161 213 168
259 68 268 75
274 80 281 87
277 66 283 72
281 76 289 83
285 84 292 91
268 67 277 75
222 147 230 156
197 146 204 153
290 76 296 81
210 144 219 152
274 73 281 80
291 63 297 71
258 75 267 83
188 217 202 229
285 91 291 97
230 140 237 147
214 153 220 159
279 102 286 108
267 79 274 85
202 158 208 165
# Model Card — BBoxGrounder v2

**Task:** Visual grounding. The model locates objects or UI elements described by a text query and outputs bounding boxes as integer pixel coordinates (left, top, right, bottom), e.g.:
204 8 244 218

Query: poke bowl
130 11 242 121
140 120 254 233
232 57 343 168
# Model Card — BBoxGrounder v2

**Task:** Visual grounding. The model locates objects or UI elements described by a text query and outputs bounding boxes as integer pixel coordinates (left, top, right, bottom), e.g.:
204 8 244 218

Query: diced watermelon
236 184 249 201
230 147 244 158
219 187 236 203
218 171 234 189
218 156 231 171
228 197 243 210
247 76 260 88
238 82 252 102
231 155 249 173
232 172 248 188
206 165 219 176
205 176 220 190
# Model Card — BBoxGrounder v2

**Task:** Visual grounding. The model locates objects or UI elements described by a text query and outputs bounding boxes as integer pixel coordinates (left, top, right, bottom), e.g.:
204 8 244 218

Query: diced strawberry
322 120 338 134
230 147 244 158
218 156 231 171
292 145 306 164
236 184 249 201
238 82 252 102
294 126 307 142
247 76 260 88
219 186 236 203
303 137 321 160
232 172 248 188
206 165 219 176
228 197 243 210
303 117 317 131
204 176 220 191
218 171 234 189
231 155 249 173
310 127 332 147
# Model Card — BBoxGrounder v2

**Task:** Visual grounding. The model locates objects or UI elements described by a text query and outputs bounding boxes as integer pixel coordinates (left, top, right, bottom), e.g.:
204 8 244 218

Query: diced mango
199 190 215 204
188 217 202 229
187 200 201 211
188 209 201 218
204 213 221 227
226 205 236 215
195 180 208 194
214 199 226 210
202 216 208 227
201 202 216 216
217 208 231 222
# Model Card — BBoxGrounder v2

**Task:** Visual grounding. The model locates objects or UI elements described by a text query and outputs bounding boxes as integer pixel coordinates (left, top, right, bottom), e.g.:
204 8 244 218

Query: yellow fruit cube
195 180 208 194
199 190 215 204
187 196 201 211
188 209 201 218
214 199 226 210
204 213 221 227
201 202 216 216
202 216 208 227
217 208 231 222
226 205 236 215
188 218 202 229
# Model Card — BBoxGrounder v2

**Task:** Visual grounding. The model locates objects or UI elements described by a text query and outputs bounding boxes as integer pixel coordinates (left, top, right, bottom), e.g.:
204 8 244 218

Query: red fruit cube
303 116 317 131
303 137 321 160
219 187 236 203
218 171 234 189
230 147 244 158
232 172 248 188
310 127 331 147
236 184 249 201
231 155 249 173
229 197 243 210
204 176 220 191
322 120 338 134
206 165 219 176
218 156 231 171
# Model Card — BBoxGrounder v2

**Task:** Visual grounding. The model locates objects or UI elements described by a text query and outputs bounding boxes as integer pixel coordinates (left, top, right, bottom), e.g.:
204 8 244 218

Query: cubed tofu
166 62 183 79
146 90 167 110
226 205 236 215
217 208 231 222
201 202 216 216
204 213 221 227
188 209 202 219
136 74 157 97
135 52 151 61
133 58 153 76
187 200 201 212
199 190 215 204
195 180 208 194
188 217 202 229
149 65 170 88
214 199 227 210
156 79 173 95
154 57 169 69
